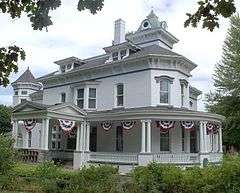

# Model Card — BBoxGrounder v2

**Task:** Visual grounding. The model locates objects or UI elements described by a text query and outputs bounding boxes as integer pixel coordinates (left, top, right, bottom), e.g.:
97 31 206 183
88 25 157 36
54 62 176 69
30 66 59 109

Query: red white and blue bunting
121 121 136 130
101 121 112 131
23 119 37 132
58 119 75 133
156 121 175 134
181 121 195 131
206 122 220 135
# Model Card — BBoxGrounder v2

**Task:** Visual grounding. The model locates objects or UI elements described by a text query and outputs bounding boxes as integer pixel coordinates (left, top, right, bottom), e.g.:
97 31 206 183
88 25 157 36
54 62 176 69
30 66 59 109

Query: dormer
54 57 85 73
126 10 179 50
104 41 140 63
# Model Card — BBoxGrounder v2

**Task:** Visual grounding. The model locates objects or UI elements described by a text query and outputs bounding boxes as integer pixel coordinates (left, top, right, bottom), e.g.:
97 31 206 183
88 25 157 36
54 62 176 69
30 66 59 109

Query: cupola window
61 65 66 73
67 64 72 70
120 50 127 59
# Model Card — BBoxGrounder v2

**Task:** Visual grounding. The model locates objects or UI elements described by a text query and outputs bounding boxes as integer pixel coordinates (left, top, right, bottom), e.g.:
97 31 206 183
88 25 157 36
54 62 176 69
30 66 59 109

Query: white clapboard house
11 11 224 170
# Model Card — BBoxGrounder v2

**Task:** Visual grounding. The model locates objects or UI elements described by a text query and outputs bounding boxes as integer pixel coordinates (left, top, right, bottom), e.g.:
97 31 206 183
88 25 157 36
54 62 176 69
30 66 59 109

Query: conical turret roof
12 67 36 84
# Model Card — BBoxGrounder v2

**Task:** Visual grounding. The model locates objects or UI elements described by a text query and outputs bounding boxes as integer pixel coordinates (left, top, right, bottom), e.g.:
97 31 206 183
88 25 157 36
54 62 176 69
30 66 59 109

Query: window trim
116 83 124 107
159 79 171 105
60 92 66 103
160 131 171 152
88 88 97 109
76 88 85 109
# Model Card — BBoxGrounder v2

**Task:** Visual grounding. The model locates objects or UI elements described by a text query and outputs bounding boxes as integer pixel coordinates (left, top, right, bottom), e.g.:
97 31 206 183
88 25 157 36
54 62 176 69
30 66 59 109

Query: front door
116 126 123 152
90 126 97 152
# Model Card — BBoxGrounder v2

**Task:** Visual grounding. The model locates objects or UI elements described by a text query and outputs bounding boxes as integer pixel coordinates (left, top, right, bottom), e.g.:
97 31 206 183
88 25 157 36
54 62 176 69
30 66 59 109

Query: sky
0 0 239 110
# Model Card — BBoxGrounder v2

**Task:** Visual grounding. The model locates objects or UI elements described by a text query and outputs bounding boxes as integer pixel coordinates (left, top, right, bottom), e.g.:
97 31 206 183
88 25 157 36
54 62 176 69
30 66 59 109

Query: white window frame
159 79 170 105
76 88 85 109
60 92 66 103
181 84 185 107
160 131 171 152
116 83 124 107
88 88 97 109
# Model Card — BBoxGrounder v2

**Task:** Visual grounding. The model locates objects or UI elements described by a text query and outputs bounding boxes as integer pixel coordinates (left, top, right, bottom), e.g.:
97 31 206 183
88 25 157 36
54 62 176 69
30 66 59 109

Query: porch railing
153 153 200 164
18 148 39 163
89 152 138 164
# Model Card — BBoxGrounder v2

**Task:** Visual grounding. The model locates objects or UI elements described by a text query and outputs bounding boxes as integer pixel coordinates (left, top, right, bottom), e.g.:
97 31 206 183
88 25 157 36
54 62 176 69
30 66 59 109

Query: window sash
160 132 170 151
116 84 124 107
61 93 66 103
77 89 84 108
88 88 96 109
160 80 170 104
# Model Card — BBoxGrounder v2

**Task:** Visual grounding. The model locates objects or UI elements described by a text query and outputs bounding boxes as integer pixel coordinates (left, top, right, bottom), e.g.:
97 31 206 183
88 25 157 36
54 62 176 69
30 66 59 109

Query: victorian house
11 11 224 171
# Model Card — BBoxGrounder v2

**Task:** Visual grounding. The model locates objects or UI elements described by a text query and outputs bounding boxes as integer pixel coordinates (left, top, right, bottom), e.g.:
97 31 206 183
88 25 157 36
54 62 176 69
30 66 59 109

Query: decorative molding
179 79 189 87
155 75 174 84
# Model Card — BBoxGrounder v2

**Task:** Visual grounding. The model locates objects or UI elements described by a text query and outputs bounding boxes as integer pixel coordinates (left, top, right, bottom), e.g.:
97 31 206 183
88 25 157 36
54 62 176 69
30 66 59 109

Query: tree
0 0 237 87
206 14 240 149
0 105 12 134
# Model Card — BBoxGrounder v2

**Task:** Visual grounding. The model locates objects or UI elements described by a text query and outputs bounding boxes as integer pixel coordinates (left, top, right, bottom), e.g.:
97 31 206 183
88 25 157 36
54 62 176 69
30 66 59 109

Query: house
11 11 224 171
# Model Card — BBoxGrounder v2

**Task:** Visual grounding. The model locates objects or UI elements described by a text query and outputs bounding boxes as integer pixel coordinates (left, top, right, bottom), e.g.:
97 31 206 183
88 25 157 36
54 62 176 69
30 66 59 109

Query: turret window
21 91 28 95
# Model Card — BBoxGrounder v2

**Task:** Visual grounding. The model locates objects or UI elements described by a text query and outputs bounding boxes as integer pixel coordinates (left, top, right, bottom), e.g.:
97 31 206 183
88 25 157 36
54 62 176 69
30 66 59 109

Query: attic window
67 64 72 70
74 62 81 68
112 52 118 61
61 65 66 73
120 50 127 59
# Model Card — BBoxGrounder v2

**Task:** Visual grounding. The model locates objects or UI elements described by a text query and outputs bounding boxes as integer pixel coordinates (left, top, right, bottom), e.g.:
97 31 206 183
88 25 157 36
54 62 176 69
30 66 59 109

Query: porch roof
87 106 225 123
12 101 86 121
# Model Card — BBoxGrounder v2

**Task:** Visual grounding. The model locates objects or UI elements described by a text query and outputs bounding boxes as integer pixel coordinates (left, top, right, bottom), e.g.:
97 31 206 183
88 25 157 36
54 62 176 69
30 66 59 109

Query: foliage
0 135 15 175
0 105 12 134
0 46 25 87
206 14 240 148
185 0 236 31
0 0 236 87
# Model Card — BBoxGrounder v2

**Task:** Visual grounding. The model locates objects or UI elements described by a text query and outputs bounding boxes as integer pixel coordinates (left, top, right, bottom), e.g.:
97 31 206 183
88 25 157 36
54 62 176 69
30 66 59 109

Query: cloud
0 0 239 110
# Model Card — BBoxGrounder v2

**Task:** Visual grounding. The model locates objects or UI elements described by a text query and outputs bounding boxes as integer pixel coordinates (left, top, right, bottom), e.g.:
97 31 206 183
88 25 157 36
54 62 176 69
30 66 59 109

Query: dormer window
67 64 72 70
120 50 127 59
61 65 66 73
112 52 118 61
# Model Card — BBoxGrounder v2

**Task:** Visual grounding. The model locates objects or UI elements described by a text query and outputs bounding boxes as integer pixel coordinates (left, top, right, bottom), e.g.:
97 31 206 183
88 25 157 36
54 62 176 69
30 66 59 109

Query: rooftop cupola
126 10 179 50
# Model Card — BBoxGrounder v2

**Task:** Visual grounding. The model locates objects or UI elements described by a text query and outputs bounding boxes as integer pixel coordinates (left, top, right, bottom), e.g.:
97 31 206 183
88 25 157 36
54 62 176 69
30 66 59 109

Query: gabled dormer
54 57 85 73
126 10 179 50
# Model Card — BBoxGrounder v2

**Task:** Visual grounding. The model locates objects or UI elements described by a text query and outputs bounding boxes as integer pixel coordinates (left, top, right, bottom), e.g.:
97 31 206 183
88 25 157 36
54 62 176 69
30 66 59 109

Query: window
61 65 65 73
21 90 27 95
160 132 170 151
120 50 127 59
182 127 185 152
77 88 84 108
28 131 32 148
52 141 56 149
57 141 61 149
160 80 170 104
88 88 96 109
67 64 72 70
190 130 197 153
116 84 124 107
181 84 185 107
189 101 193 108
116 126 123 152
61 93 66 103
112 52 118 61
15 91 18 96
21 99 27 103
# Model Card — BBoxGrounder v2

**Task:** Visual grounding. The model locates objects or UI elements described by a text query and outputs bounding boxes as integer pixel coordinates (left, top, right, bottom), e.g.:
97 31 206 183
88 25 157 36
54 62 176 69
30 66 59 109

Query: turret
11 67 42 106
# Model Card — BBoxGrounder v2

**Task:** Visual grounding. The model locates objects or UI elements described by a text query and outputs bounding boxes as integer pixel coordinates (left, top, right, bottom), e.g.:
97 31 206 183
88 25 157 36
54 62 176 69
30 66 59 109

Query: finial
147 9 158 19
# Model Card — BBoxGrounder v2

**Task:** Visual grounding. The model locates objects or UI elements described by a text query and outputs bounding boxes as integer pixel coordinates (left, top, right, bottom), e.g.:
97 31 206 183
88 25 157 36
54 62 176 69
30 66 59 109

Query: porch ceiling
87 106 225 123
12 101 86 121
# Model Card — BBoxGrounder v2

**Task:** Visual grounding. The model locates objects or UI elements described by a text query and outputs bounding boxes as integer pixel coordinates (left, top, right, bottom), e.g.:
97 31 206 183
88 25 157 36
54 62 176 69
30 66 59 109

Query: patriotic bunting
23 119 37 132
121 121 135 130
181 121 195 131
156 120 175 134
101 121 112 131
58 119 75 133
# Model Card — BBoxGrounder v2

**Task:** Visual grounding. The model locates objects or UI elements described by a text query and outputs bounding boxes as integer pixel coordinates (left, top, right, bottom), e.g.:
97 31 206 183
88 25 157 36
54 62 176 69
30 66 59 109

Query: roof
37 44 196 81
12 68 36 84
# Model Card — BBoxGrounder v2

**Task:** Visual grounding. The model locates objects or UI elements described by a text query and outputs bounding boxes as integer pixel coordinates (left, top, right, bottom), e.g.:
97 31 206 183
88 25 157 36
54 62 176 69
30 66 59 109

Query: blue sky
0 0 239 110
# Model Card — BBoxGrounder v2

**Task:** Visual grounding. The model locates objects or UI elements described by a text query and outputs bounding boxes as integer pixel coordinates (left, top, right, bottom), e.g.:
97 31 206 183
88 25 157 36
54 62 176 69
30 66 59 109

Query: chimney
114 19 125 45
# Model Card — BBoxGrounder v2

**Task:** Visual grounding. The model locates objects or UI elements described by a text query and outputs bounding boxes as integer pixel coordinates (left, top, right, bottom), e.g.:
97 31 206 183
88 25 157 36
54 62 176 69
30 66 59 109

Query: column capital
141 119 152 123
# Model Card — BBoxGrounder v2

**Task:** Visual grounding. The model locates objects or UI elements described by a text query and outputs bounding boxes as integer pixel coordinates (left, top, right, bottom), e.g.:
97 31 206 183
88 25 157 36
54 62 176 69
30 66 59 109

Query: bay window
88 88 97 109
116 84 124 107
77 88 84 109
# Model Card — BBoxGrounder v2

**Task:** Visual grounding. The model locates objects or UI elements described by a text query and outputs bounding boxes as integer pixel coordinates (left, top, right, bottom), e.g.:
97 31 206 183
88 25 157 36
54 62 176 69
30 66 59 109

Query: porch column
76 122 81 151
12 120 18 148
41 118 50 150
199 121 207 153
146 120 152 153
219 124 223 153
141 120 146 153
85 122 90 152
80 121 85 151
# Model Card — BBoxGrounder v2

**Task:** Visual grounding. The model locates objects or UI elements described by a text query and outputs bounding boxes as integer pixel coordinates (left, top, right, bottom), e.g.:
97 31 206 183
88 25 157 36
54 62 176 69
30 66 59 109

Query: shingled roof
12 68 36 84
